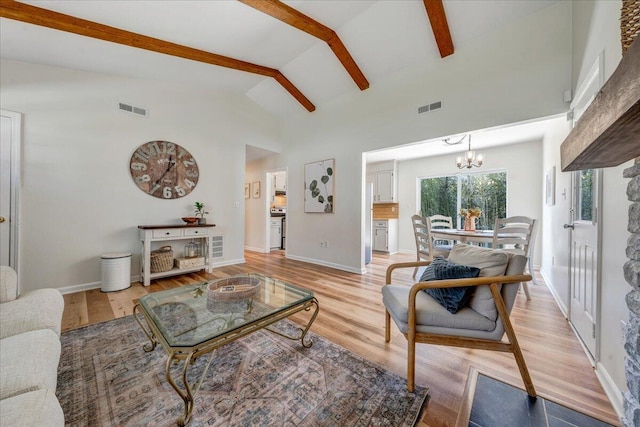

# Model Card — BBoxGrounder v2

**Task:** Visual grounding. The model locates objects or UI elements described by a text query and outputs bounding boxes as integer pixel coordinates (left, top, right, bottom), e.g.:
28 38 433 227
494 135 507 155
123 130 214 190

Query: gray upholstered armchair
382 244 536 397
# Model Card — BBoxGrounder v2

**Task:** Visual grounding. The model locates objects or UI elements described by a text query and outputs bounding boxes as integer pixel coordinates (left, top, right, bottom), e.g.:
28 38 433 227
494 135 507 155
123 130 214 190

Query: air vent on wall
417 100 443 114
118 102 148 117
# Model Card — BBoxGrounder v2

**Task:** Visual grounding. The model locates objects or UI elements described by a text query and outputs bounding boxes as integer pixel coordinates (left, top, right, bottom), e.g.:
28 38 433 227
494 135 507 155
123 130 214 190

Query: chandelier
455 135 483 169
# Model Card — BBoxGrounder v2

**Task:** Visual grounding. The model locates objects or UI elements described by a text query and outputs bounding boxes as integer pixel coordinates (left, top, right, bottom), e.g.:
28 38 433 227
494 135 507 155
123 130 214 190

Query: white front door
0 115 10 266
565 52 605 360
0 110 21 270
568 169 601 358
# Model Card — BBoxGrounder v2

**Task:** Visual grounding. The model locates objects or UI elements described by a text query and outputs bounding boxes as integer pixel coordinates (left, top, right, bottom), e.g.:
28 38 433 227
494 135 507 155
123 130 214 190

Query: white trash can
101 252 132 292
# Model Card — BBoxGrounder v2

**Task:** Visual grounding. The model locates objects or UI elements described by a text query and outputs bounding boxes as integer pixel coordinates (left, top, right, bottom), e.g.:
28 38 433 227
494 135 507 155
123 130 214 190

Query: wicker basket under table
150 245 173 273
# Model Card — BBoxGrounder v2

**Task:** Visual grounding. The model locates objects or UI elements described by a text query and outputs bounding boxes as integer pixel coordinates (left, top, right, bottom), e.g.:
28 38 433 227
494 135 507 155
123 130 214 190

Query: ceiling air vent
118 102 148 117
417 100 443 114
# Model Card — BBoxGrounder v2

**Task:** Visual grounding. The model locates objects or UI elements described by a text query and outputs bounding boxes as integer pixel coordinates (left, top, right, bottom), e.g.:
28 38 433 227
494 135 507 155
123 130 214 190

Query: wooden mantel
560 37 640 172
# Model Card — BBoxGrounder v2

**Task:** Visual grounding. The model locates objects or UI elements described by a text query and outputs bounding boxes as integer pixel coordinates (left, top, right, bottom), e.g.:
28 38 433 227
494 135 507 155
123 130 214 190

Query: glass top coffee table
133 273 319 426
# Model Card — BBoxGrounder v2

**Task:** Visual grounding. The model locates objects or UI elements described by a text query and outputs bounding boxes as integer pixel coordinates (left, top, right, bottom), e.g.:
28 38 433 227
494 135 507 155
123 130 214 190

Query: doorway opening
268 170 287 252
0 110 21 277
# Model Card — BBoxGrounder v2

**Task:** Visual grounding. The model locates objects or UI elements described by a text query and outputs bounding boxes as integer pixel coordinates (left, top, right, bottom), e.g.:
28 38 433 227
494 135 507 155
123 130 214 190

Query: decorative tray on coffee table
207 276 261 302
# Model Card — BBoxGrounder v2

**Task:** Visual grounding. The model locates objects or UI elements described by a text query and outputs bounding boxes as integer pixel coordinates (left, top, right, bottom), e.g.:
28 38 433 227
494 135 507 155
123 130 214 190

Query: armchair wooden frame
384 260 536 397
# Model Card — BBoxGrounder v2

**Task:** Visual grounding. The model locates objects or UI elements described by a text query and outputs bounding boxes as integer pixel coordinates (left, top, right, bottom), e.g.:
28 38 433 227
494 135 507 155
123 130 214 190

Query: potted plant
194 202 209 225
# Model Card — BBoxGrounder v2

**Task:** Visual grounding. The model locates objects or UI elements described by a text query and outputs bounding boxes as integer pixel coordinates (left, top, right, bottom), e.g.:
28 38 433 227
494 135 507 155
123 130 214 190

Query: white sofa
0 266 65 426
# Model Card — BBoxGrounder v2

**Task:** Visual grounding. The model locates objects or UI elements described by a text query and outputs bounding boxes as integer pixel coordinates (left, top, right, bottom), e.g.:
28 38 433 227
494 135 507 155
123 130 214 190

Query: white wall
396 139 544 264
539 0 628 416
540 118 573 310
270 2 572 273
0 59 280 291
571 0 624 95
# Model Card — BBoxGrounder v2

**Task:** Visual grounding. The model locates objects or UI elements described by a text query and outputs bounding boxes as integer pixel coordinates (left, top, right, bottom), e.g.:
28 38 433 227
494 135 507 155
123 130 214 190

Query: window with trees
577 169 593 221
419 171 507 230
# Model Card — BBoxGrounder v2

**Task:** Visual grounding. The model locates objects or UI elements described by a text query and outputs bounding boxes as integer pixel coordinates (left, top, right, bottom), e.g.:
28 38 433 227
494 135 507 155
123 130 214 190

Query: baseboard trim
57 260 245 295
286 254 362 274
212 258 245 268
595 362 624 420
244 246 267 253
540 268 568 317
58 281 102 295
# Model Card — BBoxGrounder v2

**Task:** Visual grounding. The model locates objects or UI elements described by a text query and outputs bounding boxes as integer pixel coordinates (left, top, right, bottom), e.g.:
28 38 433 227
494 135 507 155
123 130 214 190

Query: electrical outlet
324 241 329 248
233 201 239 208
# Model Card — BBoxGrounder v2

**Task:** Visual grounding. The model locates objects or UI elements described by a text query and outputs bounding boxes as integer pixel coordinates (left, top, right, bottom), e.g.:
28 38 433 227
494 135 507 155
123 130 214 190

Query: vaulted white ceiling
1 0 558 119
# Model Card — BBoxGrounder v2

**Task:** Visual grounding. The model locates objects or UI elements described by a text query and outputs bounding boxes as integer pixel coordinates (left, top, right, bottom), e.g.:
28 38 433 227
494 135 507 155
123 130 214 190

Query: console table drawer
184 228 209 237
152 229 183 238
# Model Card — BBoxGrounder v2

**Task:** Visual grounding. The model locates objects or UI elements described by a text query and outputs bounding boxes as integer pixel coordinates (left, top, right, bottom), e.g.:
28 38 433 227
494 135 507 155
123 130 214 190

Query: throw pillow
447 244 510 321
419 257 481 314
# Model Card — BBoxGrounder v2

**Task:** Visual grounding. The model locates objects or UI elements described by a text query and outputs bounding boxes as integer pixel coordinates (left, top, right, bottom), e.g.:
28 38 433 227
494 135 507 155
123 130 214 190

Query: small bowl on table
182 217 199 225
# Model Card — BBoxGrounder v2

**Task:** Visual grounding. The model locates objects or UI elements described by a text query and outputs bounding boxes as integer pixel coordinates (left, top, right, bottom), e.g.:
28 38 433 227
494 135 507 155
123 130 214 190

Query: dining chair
428 215 455 246
411 215 451 278
492 216 536 300
382 244 536 396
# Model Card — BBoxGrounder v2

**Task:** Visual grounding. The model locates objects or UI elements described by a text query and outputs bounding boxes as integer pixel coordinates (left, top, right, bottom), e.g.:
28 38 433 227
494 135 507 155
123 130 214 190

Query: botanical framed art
252 181 261 198
244 183 250 199
304 159 334 213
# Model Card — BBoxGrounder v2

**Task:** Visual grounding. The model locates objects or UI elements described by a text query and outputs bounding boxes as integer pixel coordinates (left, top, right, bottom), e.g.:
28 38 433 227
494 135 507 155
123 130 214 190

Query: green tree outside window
420 171 507 230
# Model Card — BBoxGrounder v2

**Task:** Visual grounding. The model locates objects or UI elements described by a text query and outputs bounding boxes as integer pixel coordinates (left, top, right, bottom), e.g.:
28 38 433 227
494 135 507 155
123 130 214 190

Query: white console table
138 224 216 287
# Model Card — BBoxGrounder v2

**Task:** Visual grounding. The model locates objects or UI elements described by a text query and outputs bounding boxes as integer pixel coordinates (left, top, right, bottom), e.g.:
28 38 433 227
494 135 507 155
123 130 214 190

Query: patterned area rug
57 316 429 426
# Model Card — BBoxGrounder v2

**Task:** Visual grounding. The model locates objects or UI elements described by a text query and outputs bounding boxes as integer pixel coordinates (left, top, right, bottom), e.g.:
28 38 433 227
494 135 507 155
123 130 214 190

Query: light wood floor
62 250 620 426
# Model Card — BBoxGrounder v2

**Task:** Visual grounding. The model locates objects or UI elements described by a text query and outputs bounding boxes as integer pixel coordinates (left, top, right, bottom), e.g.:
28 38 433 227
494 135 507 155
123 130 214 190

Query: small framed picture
545 166 556 206
252 181 261 198
244 183 250 199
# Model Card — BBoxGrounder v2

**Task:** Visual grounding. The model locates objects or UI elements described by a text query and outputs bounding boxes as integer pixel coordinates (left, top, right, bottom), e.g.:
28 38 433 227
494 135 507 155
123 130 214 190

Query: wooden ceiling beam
0 0 315 111
238 0 369 90
423 0 454 58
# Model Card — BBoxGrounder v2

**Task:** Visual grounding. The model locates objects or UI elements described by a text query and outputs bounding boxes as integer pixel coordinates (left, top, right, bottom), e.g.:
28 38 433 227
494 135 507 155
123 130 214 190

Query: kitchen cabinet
366 160 398 203
138 224 221 287
274 171 286 192
270 218 282 249
372 219 398 253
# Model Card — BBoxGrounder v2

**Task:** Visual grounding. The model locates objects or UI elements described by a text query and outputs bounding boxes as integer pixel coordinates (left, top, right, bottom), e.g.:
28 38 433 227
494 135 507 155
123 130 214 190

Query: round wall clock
129 140 199 199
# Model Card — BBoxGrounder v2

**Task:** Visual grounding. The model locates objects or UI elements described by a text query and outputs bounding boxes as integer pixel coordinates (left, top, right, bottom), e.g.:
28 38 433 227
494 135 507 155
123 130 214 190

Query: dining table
430 228 497 244
430 227 537 288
